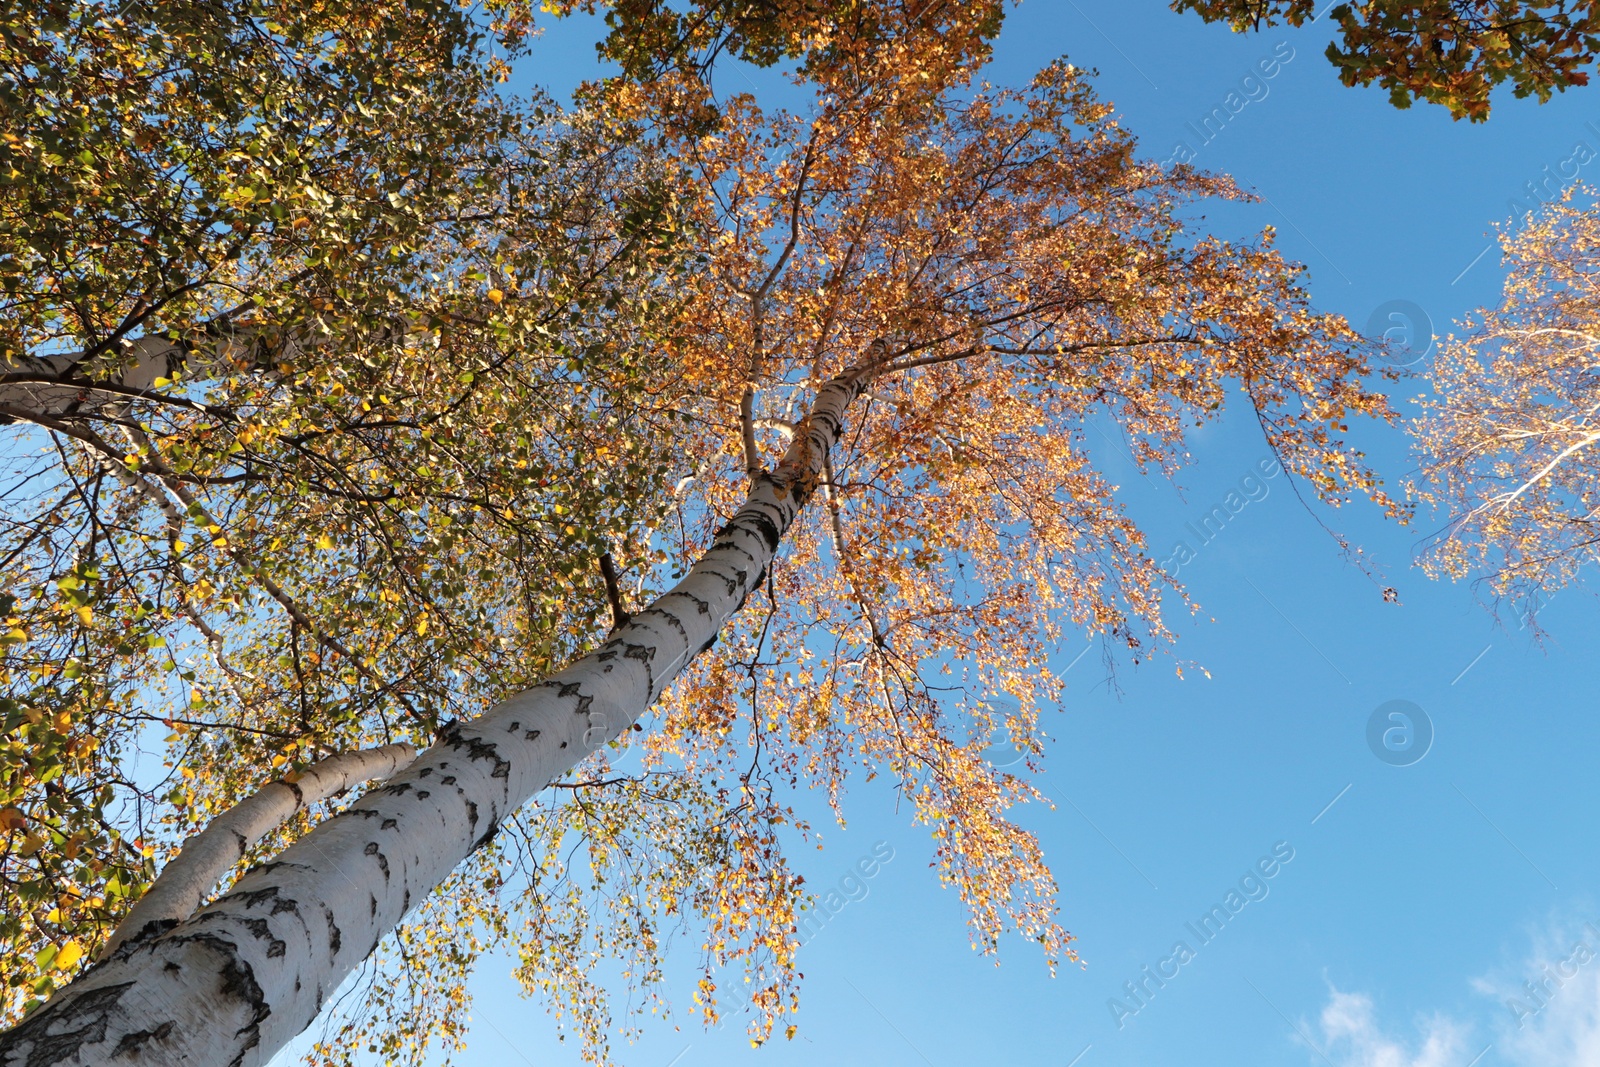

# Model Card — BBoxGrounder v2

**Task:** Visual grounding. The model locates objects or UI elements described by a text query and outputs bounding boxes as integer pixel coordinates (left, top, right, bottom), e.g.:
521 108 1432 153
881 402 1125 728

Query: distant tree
1172 0 1600 120
1415 191 1600 623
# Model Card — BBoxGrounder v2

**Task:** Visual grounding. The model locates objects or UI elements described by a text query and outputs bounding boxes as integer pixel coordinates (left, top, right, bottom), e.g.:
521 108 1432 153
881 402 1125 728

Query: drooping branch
100 744 417 959
115 424 426 724
821 446 887 647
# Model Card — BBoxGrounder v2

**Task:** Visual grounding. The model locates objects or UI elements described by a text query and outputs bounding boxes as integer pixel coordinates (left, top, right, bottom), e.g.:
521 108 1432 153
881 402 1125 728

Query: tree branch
100 743 417 959
598 551 631 631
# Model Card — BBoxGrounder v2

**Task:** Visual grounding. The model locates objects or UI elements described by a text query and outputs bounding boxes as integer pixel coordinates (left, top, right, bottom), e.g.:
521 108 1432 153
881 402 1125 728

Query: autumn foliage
1415 189 1600 621
0 0 684 1036
505 23 1400 1061
3 1 1404 1063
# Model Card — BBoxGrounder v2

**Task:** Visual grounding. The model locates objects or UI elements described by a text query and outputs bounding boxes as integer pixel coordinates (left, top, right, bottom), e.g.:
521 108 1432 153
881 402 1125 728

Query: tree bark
0 337 196 419
0 347 878 1067
0 317 414 421
98 745 418 962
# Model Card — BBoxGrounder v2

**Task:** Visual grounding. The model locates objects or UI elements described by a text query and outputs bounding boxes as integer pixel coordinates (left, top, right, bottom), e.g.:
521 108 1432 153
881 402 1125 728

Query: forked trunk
97 745 419 962
0 354 873 1067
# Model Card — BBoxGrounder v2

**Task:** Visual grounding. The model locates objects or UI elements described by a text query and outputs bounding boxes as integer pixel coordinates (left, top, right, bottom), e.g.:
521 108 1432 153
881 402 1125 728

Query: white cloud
1312 987 1466 1067
1303 915 1600 1067
1479 918 1600 1067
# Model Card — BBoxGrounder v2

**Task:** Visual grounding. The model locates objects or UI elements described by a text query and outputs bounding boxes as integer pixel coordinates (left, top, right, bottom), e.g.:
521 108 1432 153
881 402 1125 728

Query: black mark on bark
746 513 781 553
111 1019 175 1057
445 734 511 781
641 607 687 641
0 981 134 1063
363 843 390 880
227 887 297 916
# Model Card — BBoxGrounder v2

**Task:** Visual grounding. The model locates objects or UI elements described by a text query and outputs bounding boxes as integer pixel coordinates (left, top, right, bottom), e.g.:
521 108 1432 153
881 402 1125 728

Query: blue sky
272 3 1600 1065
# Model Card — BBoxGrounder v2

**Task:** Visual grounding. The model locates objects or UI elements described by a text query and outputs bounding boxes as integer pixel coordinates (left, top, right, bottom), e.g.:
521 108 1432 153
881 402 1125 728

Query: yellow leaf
487 288 505 304
74 606 93 627
54 942 82 971
315 534 335 550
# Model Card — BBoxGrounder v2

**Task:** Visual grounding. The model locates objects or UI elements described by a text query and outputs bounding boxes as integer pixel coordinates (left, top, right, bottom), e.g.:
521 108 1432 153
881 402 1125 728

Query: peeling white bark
0 337 225 418
0 348 878 1067
99 745 418 961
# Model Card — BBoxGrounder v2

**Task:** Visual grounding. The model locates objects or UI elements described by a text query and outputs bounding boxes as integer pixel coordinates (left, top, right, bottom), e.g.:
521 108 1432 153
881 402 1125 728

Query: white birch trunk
0 354 875 1067
98 745 418 961
0 338 195 418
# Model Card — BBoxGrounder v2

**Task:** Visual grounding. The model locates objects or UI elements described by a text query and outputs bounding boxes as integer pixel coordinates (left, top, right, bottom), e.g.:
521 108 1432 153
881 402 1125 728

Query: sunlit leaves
596 38 1396 1055
1413 189 1600 623
0 0 690 1045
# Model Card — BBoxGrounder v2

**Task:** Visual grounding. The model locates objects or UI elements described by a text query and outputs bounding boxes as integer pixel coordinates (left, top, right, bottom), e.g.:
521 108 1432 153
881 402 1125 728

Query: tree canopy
3 2 1407 1064
0 0 688 1031
1172 0 1600 120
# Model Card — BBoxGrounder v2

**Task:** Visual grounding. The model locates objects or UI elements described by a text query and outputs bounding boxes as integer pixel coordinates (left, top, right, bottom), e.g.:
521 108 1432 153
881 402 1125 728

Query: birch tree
1414 190 1600 624
0 0 689 1050
1 2 1407 1065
